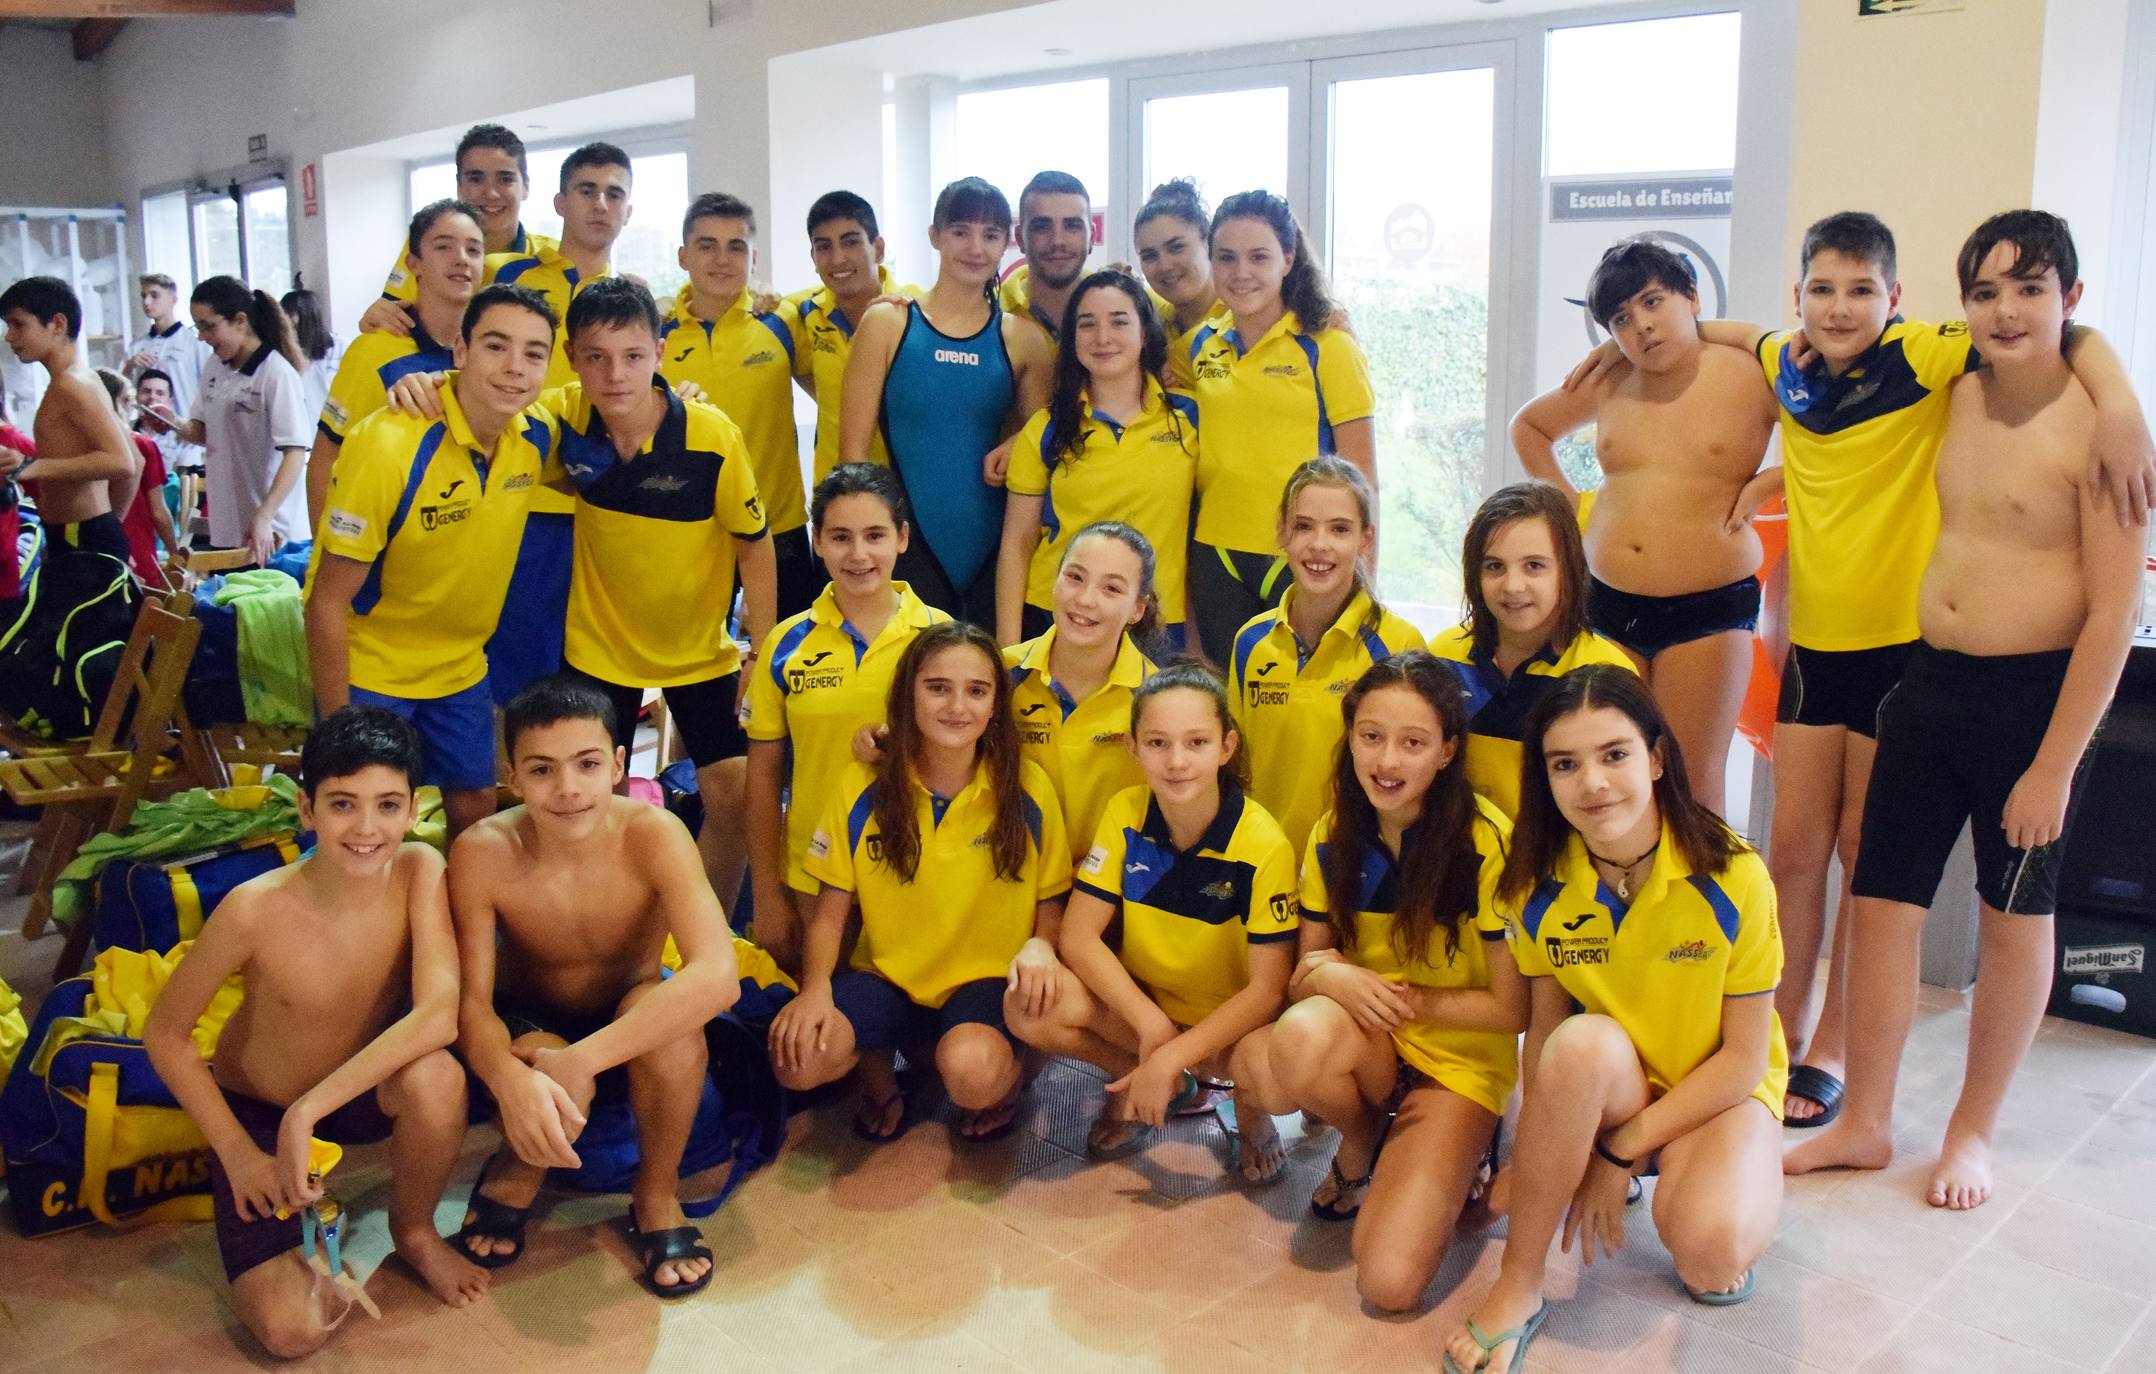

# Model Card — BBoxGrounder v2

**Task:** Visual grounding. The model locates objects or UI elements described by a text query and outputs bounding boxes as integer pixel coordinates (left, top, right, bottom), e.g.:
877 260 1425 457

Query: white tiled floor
1 823 2151 1371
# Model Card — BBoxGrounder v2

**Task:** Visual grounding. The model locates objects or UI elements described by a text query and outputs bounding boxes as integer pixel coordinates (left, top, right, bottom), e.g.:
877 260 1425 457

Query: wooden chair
1 597 201 978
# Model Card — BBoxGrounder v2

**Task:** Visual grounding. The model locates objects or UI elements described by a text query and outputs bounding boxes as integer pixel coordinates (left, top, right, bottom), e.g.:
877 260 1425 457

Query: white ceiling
342 75 695 161
807 0 1626 82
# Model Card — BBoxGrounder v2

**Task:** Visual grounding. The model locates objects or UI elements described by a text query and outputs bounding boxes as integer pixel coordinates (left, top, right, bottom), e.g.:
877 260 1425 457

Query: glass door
241 179 292 296
1127 64 1307 225
190 191 242 282
1313 45 1511 626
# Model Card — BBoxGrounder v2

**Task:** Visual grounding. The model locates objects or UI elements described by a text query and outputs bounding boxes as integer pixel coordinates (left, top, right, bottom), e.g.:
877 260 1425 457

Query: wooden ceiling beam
0 1 293 18
71 16 124 59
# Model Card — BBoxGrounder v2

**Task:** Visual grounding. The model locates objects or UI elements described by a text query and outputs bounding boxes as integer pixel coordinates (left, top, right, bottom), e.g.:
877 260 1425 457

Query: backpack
0 539 141 740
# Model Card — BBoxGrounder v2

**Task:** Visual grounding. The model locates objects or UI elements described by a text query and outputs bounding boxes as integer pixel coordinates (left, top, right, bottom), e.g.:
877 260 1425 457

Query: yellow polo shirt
1758 318 1977 651
1228 586 1426 856
785 264 903 484
308 379 555 698
1301 797 1518 1115
485 242 606 516
805 758 1070 1008
658 287 806 536
547 381 767 686
745 583 951 892
1005 380 1197 623
1188 311 1374 554
1004 628 1155 852
1507 832 1788 1117
1074 780 1300 1026
316 320 456 443
1426 624 1637 819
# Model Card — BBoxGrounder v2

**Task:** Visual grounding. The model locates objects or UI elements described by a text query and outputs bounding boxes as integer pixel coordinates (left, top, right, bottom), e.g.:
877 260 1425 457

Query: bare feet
1780 1119 1892 1177
1444 1278 1546 1374
632 1195 712 1291
394 1226 491 1307
1925 1125 1994 1210
1235 1103 1285 1184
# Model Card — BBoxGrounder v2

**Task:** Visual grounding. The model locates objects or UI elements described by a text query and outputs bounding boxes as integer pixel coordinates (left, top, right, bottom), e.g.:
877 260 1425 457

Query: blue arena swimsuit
879 298 1015 594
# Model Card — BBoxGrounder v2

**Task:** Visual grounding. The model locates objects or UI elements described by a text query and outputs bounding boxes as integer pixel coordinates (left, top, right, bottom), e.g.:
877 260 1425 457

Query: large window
408 144 692 299
141 191 194 300
1141 86 1290 216
954 79 1111 233
1535 12 1743 491
145 173 292 301
1326 63 1496 622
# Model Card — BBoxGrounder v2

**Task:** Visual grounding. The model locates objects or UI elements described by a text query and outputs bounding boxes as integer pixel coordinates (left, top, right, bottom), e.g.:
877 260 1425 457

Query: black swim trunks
1587 574 1760 659
56 510 132 565
1775 640 1915 739
207 1086 393 1282
495 994 630 1106
1851 643 2096 915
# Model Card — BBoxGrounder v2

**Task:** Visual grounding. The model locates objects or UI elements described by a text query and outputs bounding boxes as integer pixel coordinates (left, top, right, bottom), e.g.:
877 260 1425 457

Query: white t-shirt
130 320 210 470
299 337 341 433
190 344 313 549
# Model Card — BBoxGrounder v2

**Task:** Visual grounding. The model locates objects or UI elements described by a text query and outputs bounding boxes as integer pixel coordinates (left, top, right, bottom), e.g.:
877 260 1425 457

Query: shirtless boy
1784 212 2144 1209
144 708 482 1359
0 276 139 562
448 675 739 1296
1513 240 1778 813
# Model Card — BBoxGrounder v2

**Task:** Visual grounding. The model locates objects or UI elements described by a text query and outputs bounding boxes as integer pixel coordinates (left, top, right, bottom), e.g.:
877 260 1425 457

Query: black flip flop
851 1084 913 1143
1311 1156 1373 1222
451 1154 539 1270
628 1219 715 1299
1783 1065 1845 1129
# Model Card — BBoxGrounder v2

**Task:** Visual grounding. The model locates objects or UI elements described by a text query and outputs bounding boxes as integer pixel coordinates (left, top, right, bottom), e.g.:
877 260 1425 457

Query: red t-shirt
121 433 168 583
0 424 28 599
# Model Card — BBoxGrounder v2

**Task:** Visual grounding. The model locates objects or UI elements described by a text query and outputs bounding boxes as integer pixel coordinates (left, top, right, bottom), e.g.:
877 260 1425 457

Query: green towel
51 773 302 930
211 569 313 727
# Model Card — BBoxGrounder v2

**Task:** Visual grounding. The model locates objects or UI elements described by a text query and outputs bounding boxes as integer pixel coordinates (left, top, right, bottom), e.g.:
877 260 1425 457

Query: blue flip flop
1442 1301 1550 1374
1689 1268 1756 1306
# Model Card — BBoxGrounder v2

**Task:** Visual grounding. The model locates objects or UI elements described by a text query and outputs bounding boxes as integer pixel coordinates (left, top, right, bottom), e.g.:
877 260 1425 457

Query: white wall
0 25 115 209
90 0 1029 324
2034 0 2132 331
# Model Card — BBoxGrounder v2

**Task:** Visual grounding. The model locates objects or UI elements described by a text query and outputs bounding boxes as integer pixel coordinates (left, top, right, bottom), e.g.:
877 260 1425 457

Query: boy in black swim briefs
1513 239 1779 814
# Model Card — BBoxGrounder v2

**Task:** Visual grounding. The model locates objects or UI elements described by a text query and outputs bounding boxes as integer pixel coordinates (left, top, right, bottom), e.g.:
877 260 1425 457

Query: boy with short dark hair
448 675 739 1297
307 198 485 527
304 283 562 838
663 191 816 613
144 707 481 1358
1785 211 2145 1209
0 276 139 562
1513 238 1779 813
480 141 636 704
787 190 901 486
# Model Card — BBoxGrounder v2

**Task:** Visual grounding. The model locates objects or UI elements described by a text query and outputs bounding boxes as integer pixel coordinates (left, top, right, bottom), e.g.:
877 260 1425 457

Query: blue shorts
487 511 573 707
829 971 1015 1054
349 679 496 792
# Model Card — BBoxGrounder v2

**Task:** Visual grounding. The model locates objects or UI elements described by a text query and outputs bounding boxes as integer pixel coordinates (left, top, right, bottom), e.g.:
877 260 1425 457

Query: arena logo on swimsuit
933 348 981 366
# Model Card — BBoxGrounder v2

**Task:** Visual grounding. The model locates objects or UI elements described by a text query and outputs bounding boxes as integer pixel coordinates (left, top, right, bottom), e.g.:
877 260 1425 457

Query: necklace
1585 838 1661 901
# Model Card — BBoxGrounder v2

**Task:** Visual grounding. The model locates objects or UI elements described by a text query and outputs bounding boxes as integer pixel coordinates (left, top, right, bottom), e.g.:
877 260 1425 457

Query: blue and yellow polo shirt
745 582 951 892
1426 624 1637 819
1508 832 1788 1117
786 264 904 484
485 242 602 518
1005 628 1155 854
317 320 455 444
804 758 1070 1008
1758 317 1977 652
1074 780 1300 1025
1188 311 1374 555
308 378 555 698
1302 796 1518 1115
1005 380 1198 624
382 223 555 302
659 287 806 536
1229 586 1426 857
1164 303 1229 390
546 381 767 686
